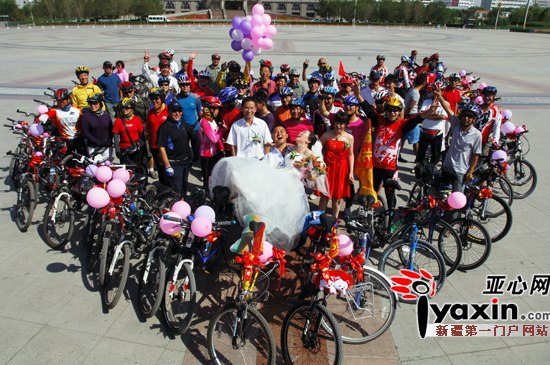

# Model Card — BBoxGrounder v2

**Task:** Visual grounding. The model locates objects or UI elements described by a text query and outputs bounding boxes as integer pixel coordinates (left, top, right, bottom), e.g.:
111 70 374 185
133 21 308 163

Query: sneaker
148 169 158 179
398 155 408 163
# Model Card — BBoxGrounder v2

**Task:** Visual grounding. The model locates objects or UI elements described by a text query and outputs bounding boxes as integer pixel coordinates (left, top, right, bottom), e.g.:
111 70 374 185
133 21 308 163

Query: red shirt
113 115 144 149
284 118 314 145
220 106 243 151
146 106 168 149
194 84 215 97
442 88 461 113
251 79 277 95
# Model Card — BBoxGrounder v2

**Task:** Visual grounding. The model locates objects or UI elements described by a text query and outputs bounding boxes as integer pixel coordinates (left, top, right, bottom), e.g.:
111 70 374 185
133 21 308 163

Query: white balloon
231 29 244 42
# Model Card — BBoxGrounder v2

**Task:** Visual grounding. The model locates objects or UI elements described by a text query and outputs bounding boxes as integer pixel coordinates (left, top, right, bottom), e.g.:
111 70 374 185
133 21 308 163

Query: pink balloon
262 38 273 51
191 216 212 238
475 96 483 105
241 37 253 50
459 69 467 77
29 124 43 136
447 192 467 210
502 109 512 120
171 200 191 219
42 132 49 137
252 3 265 16
501 121 515 135
96 165 113 183
337 234 353 257
107 179 126 198
265 25 277 38
262 13 271 25
251 14 263 27
37 104 48 115
85 164 98 177
491 150 507 162
160 212 182 235
86 187 110 209
38 114 49 123
258 241 273 263
15 123 22 129
112 168 130 183
478 82 487 90
514 126 525 134
195 205 216 223
34 151 43 157
251 25 264 39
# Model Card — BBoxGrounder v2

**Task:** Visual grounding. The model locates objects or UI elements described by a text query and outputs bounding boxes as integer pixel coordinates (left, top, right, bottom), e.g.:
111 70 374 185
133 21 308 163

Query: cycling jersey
394 65 411 89
71 84 102 108
370 65 388 83
46 106 82 141
146 106 168 149
113 115 144 150
475 104 502 144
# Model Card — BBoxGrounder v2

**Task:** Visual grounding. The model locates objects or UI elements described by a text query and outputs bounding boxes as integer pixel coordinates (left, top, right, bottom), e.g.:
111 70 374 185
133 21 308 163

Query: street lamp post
494 2 501 30
353 0 357 26
523 0 531 29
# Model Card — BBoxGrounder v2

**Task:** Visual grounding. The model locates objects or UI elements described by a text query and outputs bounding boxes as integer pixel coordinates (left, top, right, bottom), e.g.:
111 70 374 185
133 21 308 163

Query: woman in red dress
319 111 354 219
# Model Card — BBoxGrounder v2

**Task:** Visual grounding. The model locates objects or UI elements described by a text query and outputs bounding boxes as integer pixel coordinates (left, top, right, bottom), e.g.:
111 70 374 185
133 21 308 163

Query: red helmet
158 51 173 61
54 88 70 101
339 75 356 85
201 96 222 109
120 81 134 93
280 63 290 71
429 53 439 61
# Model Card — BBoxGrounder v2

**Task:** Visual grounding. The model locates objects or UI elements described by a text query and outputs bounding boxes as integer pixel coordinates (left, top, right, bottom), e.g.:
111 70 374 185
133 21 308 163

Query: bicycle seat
249 221 266 234
131 173 148 183
384 179 402 191
358 194 376 208
319 213 337 230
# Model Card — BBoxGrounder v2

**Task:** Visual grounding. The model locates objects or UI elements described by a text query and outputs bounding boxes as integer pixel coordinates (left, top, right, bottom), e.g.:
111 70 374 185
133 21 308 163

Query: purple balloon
241 37 253 50
232 16 243 29
229 27 236 37
231 40 243 52
239 20 252 35
242 50 255 63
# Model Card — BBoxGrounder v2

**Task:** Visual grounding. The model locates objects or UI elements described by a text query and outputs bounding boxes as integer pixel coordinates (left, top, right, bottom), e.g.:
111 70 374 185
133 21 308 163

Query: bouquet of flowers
296 153 330 197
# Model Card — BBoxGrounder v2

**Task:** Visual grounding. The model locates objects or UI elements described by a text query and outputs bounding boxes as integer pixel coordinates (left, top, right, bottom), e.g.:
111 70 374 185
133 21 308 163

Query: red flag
338 60 347 77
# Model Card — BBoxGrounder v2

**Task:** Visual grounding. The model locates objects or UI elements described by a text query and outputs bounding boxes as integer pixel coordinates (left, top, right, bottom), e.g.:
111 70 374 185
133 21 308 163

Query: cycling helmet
429 53 439 61
339 75 355 86
75 66 89 76
198 69 210 78
369 70 381 81
259 59 274 73
54 88 70 101
165 49 175 55
149 87 165 100
158 59 171 68
320 64 332 73
279 86 294 96
307 76 321 84
217 87 238 104
343 95 359 106
321 86 338 95
177 74 191 84
120 81 135 93
227 60 241 73
374 90 390 103
120 97 136 109
289 68 300 76
482 86 497 95
157 76 170 86
201 96 222 109
158 51 173 61
323 73 336 82
289 98 305 108
280 64 290 71
180 56 189 63
87 93 104 104
232 78 248 89
401 55 409 62
461 104 480 117
274 73 287 81
449 73 461 81
386 97 403 109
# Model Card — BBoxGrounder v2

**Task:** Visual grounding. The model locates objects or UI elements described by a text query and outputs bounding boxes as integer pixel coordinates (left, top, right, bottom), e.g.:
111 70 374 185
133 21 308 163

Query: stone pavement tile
48 285 127 337
6 326 100 365
390 309 446 362
429 276 467 306
446 348 525 365
103 302 174 348
155 348 186 365
344 358 400 365
446 265 495 304
343 330 398 360
510 208 550 235
0 272 76 325
435 335 507 356
402 355 453 365
82 337 165 365
509 341 550 363
0 316 43 364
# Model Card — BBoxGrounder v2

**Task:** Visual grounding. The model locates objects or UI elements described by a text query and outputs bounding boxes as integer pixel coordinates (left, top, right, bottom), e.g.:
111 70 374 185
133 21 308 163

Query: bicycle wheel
85 212 103 275
281 301 343 365
378 239 446 303
143 184 157 207
43 194 75 249
162 262 196 335
99 221 118 287
474 195 513 243
324 267 397 344
491 176 514 207
448 218 492 271
103 243 131 309
520 134 530 155
207 304 276 365
15 178 36 233
138 245 166 318
506 159 537 199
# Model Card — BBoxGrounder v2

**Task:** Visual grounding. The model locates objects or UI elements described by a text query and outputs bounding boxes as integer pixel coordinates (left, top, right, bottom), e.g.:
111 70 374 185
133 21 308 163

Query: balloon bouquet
159 201 216 238
228 4 277 63
85 163 131 209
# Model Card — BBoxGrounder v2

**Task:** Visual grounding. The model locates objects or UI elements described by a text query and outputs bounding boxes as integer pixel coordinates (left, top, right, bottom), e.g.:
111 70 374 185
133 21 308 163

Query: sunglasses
171 110 183 113
150 96 161 100
386 108 401 113
89 101 100 105
180 83 191 87
123 106 133 110
159 83 170 86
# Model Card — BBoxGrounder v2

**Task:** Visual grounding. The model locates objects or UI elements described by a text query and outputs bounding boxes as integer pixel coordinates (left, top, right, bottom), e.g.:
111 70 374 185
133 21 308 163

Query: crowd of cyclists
4 46 538 365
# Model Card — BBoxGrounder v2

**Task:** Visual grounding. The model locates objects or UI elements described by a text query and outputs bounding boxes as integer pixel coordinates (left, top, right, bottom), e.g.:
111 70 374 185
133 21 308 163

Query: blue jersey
97 74 121 103
176 93 202 131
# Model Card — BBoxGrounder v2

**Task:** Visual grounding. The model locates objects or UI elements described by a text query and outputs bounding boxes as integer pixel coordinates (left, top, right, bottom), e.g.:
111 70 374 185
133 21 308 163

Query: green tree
0 0 19 18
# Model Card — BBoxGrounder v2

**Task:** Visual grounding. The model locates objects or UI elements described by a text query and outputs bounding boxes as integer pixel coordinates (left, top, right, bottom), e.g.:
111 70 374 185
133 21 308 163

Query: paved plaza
0 24 548 364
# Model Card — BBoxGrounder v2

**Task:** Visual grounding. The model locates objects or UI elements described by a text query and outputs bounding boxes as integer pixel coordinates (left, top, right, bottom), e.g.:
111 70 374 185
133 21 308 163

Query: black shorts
373 168 397 192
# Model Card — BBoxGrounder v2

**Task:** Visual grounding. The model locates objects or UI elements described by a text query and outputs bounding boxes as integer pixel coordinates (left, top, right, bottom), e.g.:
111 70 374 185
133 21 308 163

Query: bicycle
503 126 537 199
207 220 280 365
